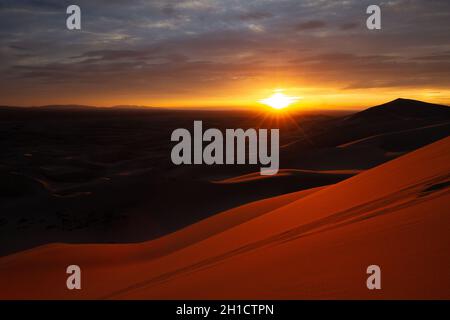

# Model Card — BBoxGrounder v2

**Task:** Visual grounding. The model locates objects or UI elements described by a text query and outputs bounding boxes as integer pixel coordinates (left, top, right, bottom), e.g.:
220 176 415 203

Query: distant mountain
38 104 164 110
0 104 162 111
347 98 450 122
282 98 450 165
110 105 159 109
37 104 99 110
330 98 450 145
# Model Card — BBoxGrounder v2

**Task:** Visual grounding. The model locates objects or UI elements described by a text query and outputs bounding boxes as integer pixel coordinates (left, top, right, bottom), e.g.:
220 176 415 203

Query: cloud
0 0 450 105
238 11 274 21
339 22 358 30
295 20 326 31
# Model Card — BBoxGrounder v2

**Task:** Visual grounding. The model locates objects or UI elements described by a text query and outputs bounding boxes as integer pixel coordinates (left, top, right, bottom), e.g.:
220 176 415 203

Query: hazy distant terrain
0 99 449 256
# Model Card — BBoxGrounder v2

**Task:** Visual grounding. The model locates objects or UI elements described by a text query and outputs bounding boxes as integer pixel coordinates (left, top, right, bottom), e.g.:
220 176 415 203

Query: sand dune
0 107 355 256
338 121 450 150
0 137 449 299
1 99 448 256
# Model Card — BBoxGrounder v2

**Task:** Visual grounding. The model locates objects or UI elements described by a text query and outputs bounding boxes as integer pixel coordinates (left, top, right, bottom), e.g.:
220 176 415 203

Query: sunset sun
260 92 299 110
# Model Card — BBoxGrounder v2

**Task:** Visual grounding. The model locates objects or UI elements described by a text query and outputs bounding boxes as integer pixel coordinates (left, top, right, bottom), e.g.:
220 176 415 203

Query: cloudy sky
0 0 449 109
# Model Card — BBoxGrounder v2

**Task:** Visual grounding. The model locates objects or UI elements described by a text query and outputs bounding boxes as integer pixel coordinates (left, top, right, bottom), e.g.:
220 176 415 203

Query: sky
0 0 449 109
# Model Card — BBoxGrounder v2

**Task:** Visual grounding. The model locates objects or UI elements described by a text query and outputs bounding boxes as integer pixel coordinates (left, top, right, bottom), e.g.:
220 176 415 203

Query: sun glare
260 92 299 110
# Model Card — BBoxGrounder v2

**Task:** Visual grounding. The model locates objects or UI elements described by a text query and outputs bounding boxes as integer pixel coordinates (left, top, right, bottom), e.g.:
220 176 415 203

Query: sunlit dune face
260 92 299 110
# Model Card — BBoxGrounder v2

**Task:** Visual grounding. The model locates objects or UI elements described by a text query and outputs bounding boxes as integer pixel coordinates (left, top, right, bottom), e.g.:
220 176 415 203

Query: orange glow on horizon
130 87 450 111
6 86 450 110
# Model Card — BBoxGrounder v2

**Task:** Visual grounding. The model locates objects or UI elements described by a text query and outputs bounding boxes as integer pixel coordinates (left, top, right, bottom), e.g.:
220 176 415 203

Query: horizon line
1 98 448 112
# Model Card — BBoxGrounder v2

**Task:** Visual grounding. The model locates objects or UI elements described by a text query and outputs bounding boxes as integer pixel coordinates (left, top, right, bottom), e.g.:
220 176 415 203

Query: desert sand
1 137 449 299
1 99 449 256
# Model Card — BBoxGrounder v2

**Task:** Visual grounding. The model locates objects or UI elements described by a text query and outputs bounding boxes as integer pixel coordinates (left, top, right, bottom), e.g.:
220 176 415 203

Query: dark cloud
295 20 326 31
162 4 176 16
412 54 450 61
0 0 65 11
339 22 359 30
72 49 162 62
238 11 274 21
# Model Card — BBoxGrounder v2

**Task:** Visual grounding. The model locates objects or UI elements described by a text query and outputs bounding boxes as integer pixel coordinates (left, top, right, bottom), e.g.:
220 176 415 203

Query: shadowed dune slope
0 138 449 299
338 121 450 151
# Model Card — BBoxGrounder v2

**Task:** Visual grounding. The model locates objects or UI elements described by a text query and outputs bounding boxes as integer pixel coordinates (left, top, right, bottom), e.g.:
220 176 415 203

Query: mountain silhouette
319 98 448 142
347 98 450 122
282 98 450 166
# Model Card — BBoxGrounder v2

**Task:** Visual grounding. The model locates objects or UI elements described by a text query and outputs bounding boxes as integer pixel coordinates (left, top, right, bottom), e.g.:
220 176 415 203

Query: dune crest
212 169 361 184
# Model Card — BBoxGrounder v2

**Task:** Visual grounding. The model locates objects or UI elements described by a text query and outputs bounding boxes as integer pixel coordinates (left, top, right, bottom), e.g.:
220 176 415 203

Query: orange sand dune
1 138 450 299
0 186 323 299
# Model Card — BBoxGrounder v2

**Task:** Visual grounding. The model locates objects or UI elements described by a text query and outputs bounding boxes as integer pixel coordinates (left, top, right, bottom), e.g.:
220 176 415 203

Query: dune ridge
212 169 360 184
